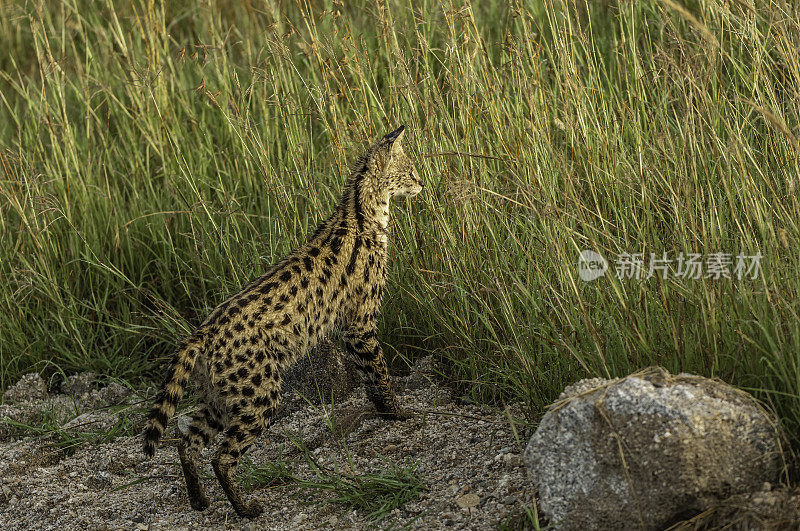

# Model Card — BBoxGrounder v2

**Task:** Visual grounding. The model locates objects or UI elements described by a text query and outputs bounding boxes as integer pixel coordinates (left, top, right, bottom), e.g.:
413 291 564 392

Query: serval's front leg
342 326 410 419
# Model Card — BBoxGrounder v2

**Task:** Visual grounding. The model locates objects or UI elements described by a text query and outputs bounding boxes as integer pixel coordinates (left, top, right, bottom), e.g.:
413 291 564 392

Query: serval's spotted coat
141 126 421 517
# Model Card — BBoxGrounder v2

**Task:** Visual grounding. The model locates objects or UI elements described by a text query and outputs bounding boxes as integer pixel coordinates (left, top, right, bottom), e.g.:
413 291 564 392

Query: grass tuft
239 437 426 522
2 404 142 455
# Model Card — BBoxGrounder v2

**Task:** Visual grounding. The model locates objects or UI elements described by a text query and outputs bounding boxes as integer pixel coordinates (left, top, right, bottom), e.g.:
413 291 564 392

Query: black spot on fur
259 282 277 294
347 236 361 274
154 409 168 428
208 417 224 432
330 237 342 255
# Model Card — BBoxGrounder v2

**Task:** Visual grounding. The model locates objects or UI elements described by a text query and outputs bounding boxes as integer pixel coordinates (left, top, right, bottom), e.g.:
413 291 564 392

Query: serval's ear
383 125 405 157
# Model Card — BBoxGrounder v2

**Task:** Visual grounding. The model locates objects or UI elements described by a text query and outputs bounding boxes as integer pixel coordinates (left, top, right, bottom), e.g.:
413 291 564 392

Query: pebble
456 493 480 509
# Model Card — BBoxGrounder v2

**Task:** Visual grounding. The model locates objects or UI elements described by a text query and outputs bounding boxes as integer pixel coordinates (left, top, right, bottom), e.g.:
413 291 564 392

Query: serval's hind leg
178 403 223 511
211 416 265 518
210 375 280 519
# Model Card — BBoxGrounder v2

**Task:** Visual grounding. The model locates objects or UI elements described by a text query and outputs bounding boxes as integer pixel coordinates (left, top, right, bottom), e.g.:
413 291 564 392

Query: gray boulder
524 368 782 530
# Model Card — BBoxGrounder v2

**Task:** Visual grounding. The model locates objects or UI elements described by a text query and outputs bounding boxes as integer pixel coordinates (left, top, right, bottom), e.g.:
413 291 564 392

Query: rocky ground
0 363 538 530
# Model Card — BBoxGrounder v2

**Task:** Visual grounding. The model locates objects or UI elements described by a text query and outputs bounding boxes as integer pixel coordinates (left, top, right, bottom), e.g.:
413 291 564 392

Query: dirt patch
0 367 536 530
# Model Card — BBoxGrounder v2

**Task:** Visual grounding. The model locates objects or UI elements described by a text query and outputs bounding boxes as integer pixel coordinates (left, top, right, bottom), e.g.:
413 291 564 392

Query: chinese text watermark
578 251 762 281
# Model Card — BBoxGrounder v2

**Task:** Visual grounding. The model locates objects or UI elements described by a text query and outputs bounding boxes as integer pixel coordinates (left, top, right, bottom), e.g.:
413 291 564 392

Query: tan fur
141 126 421 517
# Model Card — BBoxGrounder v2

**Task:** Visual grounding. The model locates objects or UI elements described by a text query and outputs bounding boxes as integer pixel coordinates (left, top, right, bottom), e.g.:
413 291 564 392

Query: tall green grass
1 0 799 444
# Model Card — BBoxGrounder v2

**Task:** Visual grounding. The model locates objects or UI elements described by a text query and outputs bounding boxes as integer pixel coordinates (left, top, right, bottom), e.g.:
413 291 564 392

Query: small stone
176 415 191 435
456 492 480 509
503 454 523 469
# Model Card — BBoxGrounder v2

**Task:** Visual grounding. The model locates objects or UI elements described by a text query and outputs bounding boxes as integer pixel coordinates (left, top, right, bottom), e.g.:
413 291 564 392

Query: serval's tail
142 333 204 457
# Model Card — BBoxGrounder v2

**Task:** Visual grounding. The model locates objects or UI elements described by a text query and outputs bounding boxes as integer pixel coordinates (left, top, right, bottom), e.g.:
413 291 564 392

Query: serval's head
366 125 422 199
